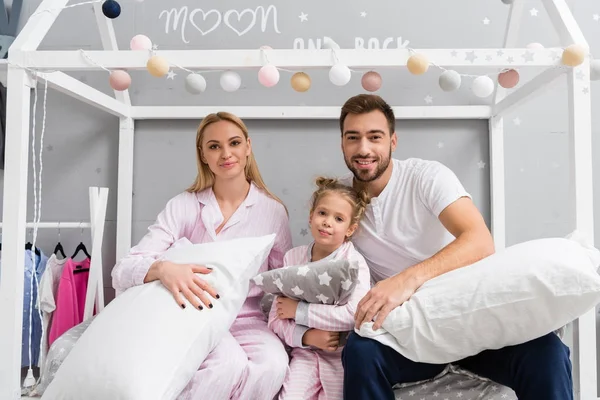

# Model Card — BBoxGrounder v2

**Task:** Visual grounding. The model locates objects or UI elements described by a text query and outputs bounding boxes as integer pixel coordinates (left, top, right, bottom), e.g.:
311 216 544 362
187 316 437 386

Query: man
338 94 573 400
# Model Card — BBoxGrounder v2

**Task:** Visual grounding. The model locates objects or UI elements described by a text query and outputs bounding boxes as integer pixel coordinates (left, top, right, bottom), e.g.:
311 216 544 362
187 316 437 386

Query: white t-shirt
341 158 471 283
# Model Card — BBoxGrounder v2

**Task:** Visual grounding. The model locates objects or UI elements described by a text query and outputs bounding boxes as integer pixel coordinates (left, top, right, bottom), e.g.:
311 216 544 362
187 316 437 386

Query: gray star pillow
253 258 359 306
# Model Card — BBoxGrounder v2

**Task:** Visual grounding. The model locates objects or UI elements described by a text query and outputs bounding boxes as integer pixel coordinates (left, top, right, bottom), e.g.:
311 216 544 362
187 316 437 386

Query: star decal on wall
167 70 177 80
593 14 599 21
582 87 590 94
477 160 486 169
424 95 433 104
299 12 308 22
513 117 521 126
450 50 458 57
360 11 367 17
530 8 539 16
437 141 445 149
300 228 308 236
486 55 493 61
46 145 54 151
483 17 490 25
576 70 586 80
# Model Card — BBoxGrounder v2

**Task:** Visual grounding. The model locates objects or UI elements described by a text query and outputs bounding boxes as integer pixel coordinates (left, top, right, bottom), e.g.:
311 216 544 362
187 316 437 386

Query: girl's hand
145 260 219 310
302 329 340 352
275 296 299 319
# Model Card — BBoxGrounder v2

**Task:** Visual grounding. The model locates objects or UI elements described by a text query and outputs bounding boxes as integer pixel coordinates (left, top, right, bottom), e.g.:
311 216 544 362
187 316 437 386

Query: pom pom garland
101 0 121 19
361 71 382 92
472 76 495 98
438 70 461 92
220 71 242 92
498 69 520 89
146 56 170 77
185 74 207 94
329 64 351 86
109 70 131 91
562 44 586 67
291 72 311 92
130 35 152 51
258 64 280 87
407 54 429 75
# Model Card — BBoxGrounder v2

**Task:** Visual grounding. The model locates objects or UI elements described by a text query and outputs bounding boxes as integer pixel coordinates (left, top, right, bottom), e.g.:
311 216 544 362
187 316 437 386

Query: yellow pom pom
146 56 170 77
291 72 311 92
407 54 429 75
561 44 586 67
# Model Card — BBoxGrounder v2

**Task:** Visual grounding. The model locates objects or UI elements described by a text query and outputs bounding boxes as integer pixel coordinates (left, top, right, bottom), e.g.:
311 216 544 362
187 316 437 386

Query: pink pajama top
111 182 293 320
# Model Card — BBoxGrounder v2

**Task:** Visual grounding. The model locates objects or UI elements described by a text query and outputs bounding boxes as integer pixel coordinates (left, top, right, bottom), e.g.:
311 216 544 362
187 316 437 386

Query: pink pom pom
258 64 280 87
130 34 152 51
361 71 382 92
498 69 519 89
109 70 131 91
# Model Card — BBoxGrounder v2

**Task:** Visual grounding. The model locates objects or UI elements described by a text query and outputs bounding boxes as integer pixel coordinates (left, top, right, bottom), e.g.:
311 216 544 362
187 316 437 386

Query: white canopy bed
0 0 597 398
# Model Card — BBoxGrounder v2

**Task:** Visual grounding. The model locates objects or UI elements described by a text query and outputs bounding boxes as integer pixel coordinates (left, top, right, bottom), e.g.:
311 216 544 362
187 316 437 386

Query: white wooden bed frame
0 0 595 399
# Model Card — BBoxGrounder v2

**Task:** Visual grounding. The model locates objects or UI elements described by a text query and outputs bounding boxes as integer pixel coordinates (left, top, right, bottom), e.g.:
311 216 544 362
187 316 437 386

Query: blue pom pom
102 0 121 19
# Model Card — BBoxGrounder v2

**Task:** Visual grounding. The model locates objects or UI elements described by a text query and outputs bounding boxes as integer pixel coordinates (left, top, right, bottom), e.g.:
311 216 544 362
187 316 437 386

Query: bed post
489 0 523 250
116 117 135 263
0 66 35 400
538 1 595 398
566 59 596 400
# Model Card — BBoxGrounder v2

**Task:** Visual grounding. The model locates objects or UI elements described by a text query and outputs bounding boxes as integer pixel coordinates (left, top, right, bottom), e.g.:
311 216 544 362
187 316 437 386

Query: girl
111 112 293 400
268 177 372 400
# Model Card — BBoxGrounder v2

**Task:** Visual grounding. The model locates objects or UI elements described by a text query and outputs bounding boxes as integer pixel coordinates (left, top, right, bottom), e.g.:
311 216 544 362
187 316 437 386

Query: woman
111 112 293 400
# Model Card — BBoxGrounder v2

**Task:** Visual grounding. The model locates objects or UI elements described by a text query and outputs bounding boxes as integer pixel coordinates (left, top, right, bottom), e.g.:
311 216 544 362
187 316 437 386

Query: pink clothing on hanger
48 258 91 347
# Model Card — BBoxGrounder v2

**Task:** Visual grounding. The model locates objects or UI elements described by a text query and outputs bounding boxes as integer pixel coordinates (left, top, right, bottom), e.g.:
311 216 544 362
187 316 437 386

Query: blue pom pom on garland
102 0 121 19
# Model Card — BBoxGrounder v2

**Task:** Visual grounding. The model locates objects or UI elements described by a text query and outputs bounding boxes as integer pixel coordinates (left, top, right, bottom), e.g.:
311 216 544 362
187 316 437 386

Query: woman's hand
302 329 340 352
275 297 299 319
146 260 219 310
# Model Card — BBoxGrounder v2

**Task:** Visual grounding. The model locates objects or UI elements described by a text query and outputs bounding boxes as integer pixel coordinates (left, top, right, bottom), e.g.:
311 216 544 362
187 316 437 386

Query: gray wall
0 0 598 370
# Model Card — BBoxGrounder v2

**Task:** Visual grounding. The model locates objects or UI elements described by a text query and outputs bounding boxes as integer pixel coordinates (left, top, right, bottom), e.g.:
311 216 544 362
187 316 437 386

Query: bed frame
0 0 595 399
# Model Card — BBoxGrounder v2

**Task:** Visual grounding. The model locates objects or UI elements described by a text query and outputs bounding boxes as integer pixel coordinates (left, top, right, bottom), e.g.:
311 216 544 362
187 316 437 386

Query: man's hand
354 271 420 330
275 296 299 319
302 329 340 352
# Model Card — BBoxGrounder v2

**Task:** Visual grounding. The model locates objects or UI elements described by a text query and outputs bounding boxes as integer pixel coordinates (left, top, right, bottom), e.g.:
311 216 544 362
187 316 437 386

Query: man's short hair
340 94 396 135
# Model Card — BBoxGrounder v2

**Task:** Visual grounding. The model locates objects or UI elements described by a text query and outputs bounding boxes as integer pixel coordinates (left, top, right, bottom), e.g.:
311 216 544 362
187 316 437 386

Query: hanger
25 241 41 256
71 241 91 260
53 222 66 258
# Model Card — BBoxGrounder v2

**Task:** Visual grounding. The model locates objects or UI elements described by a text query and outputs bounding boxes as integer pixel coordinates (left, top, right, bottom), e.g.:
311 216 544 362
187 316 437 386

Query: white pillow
356 231 600 364
42 234 276 400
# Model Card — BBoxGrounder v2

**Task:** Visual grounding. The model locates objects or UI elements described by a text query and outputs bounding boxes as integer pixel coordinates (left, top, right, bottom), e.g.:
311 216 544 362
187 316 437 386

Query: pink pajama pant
177 317 289 400
277 348 344 400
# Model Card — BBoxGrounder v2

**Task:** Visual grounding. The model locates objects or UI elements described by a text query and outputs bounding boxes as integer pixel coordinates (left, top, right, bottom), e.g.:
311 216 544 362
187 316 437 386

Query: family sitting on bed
111 94 573 400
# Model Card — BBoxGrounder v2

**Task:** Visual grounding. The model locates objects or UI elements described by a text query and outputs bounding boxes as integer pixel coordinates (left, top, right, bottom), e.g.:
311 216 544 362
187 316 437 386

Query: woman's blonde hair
309 176 370 238
186 112 285 210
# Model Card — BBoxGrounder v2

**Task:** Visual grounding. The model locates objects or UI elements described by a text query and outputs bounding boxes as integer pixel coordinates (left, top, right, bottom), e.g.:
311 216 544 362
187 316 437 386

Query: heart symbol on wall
189 8 222 35
224 8 257 36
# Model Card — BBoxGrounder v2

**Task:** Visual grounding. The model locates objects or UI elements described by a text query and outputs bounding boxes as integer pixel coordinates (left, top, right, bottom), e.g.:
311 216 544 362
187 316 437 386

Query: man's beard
345 149 392 183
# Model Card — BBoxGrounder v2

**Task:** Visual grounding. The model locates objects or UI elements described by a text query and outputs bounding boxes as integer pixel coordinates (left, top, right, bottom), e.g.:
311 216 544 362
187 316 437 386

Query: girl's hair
309 176 371 229
186 112 286 210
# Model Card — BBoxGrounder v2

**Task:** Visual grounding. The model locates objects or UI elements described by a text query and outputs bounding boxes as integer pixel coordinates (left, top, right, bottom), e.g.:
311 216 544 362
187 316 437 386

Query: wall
0 0 598 376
